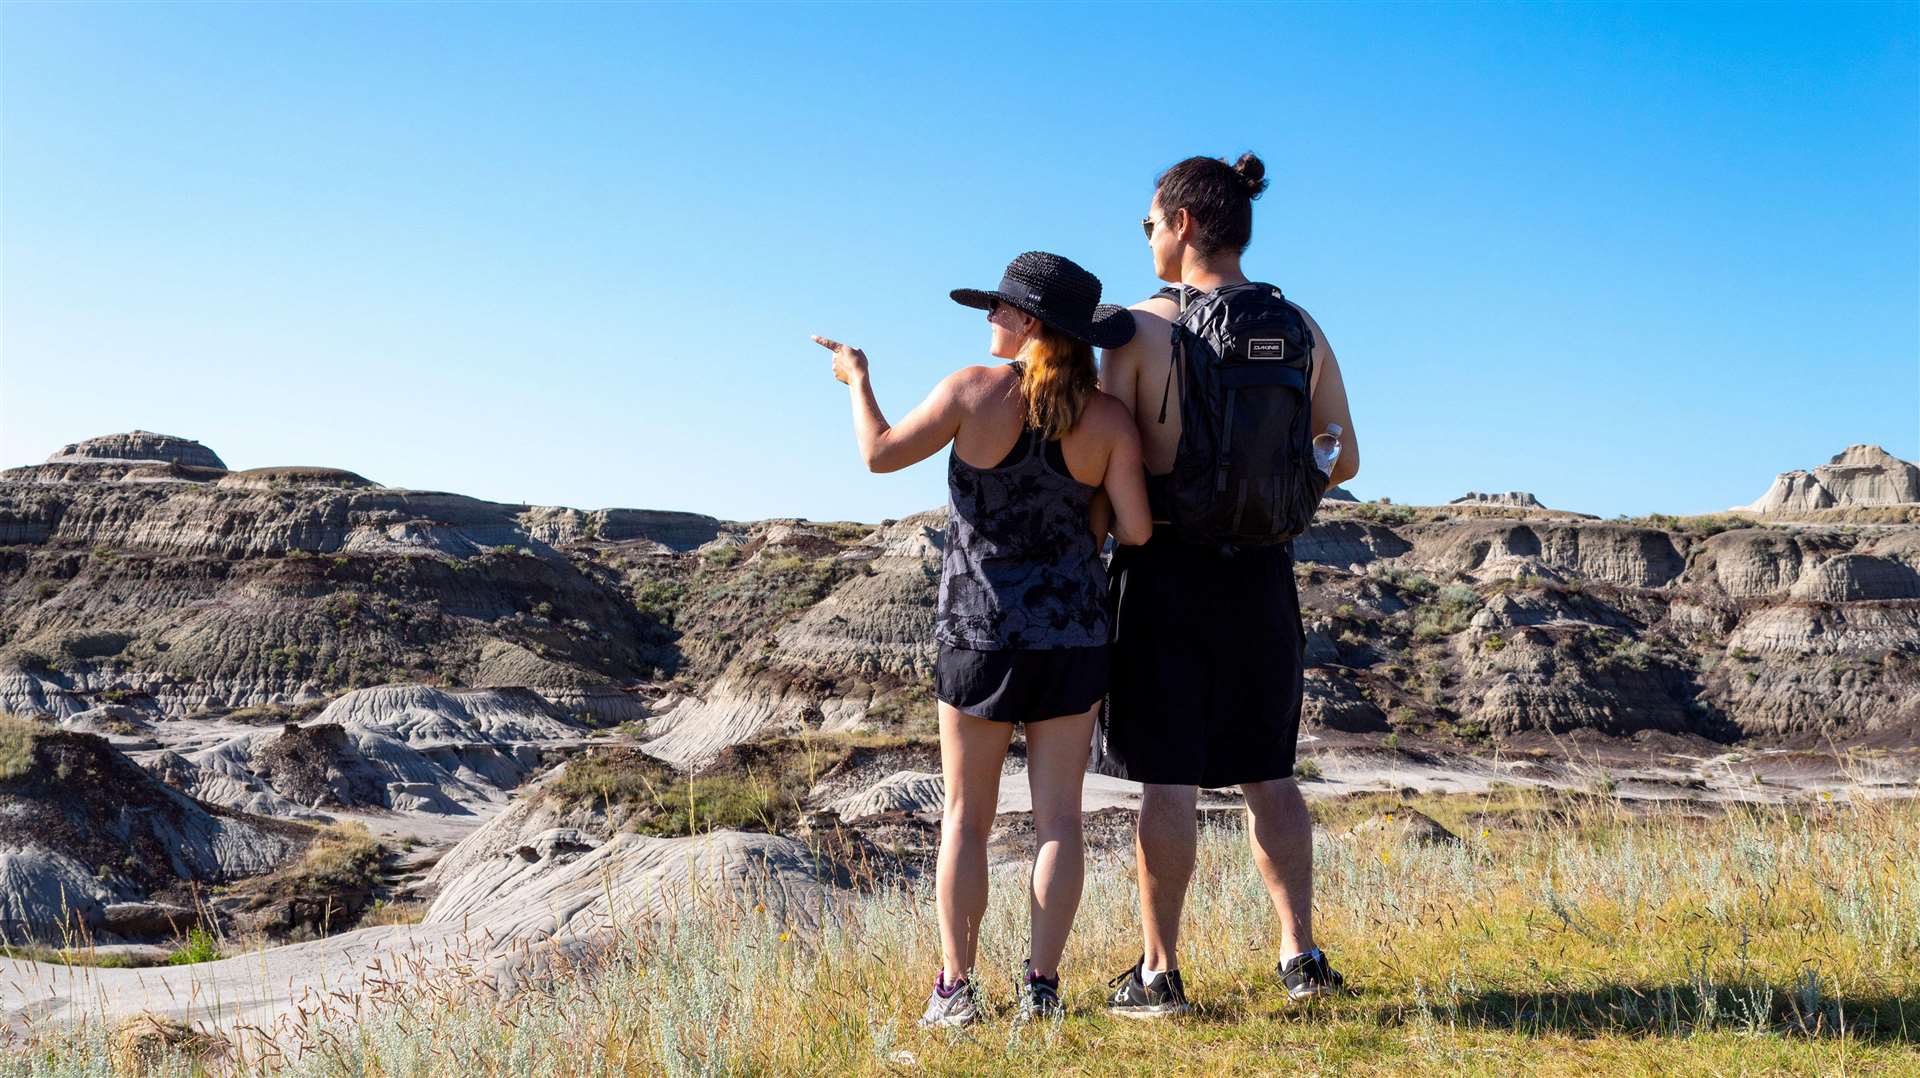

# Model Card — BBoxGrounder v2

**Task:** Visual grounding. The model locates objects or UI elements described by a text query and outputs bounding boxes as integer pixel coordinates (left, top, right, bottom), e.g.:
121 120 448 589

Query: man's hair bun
1232 153 1268 199
1154 151 1268 254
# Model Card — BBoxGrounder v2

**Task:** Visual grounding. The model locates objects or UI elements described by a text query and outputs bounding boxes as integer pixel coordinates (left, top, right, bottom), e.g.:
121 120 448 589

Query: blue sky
3 2 1914 522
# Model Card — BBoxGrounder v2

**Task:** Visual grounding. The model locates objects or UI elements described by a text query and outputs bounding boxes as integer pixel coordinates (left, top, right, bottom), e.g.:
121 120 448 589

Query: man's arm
1293 305 1360 490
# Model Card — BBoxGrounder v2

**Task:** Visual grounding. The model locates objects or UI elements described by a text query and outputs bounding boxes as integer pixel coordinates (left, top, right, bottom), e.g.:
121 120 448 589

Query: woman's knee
942 798 997 845
1031 811 1085 849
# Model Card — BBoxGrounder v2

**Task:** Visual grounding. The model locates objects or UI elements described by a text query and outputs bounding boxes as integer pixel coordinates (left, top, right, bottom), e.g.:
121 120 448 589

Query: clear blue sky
3 2 1915 522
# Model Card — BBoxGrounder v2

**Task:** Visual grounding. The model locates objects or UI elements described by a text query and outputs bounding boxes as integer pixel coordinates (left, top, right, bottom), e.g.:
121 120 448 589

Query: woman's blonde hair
1018 324 1097 440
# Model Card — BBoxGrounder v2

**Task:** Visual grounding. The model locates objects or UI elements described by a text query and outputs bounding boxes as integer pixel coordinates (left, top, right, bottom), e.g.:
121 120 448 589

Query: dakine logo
1247 338 1286 359
1026 290 1043 303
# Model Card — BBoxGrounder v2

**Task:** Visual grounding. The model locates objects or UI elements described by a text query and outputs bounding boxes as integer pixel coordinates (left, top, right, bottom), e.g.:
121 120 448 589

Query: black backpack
1153 281 1326 546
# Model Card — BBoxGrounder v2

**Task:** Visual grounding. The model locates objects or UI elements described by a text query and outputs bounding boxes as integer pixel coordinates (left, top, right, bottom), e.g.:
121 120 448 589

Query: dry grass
8 793 1918 1075
0 714 44 781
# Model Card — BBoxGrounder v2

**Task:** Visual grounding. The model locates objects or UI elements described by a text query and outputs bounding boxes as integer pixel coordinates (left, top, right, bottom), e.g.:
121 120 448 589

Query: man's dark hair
1155 152 1268 255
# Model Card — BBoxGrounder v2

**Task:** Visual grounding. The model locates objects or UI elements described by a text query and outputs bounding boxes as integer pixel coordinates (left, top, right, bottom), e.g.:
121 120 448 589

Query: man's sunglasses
1141 212 1172 240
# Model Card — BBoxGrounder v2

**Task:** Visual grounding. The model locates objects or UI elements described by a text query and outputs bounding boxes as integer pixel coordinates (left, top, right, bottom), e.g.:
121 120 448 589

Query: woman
813 251 1151 1026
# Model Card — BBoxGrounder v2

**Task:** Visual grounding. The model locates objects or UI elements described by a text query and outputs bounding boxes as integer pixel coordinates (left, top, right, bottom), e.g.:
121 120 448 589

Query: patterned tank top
937 395 1108 651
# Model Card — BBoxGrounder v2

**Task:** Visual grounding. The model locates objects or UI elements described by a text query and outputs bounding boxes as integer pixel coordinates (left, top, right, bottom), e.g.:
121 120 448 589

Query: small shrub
164 928 221 966
1293 759 1324 782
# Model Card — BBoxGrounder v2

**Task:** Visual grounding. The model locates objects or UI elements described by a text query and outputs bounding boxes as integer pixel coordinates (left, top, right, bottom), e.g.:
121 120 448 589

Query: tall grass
7 793 1917 1075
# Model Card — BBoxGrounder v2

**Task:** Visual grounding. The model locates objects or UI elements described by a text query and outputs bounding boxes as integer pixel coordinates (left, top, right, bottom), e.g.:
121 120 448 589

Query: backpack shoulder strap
1155 288 1194 425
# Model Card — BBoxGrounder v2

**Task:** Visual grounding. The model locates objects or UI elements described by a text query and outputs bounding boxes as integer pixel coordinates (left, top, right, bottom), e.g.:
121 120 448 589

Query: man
1097 153 1360 1016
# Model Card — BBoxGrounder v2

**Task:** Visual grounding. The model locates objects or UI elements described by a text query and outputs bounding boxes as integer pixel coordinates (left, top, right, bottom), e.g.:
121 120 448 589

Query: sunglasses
1141 212 1172 240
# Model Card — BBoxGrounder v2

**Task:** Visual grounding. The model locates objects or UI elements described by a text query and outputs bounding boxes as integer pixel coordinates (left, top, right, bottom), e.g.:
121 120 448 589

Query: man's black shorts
1095 528 1304 788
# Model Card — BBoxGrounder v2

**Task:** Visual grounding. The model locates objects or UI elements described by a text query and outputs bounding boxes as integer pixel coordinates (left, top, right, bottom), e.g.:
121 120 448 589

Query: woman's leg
1022 702 1096 979
937 702 1013 983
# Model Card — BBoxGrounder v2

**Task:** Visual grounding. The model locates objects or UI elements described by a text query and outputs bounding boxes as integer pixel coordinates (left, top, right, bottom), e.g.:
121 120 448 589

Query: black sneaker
1277 948 1346 1000
1106 958 1190 1019
1017 959 1063 1023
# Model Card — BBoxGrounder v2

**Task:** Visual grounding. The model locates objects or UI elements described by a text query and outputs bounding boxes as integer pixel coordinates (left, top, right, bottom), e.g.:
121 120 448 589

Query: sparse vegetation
1412 583 1482 641
549 733 930 837
1620 512 1756 537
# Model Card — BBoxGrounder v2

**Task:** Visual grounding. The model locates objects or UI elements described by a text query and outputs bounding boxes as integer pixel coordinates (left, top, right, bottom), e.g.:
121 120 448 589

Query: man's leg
1022 703 1096 978
1135 782 1198 972
936 703 1013 983
1240 777 1314 957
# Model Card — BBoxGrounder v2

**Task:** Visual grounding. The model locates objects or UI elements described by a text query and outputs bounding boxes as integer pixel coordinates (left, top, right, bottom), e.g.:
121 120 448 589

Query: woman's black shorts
935 643 1109 724
1094 529 1305 787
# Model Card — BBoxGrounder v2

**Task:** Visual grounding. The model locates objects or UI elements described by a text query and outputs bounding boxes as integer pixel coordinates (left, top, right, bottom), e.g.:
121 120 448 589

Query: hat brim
950 290 1137 350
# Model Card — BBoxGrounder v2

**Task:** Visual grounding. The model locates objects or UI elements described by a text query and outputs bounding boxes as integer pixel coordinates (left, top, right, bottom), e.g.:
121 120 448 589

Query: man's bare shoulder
1114 307 1174 355
1080 391 1139 433
1132 295 1179 321
1284 298 1330 342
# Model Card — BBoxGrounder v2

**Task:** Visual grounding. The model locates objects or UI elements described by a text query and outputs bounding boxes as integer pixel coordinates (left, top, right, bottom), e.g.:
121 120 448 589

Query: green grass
162 928 220 967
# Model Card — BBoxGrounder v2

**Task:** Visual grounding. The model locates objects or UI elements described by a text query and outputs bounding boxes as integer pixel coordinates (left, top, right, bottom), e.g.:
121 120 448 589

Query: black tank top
936 385 1108 651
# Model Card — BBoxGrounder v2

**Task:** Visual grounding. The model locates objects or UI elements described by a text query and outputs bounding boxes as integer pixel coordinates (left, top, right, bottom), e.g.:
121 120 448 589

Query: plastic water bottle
1312 423 1342 475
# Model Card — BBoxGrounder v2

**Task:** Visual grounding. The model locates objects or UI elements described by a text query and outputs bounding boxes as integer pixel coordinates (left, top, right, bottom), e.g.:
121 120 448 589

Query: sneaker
1105 958 1190 1019
918 971 978 1028
1017 959 1063 1023
1277 948 1346 1000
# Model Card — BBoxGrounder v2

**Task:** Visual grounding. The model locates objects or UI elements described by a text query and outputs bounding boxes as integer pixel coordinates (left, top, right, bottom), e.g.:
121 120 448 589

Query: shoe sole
1107 1003 1191 1020
1286 985 1345 1001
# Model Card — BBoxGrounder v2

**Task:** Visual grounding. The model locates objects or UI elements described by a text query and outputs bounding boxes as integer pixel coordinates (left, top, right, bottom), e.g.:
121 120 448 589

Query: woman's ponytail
1018 325 1097 440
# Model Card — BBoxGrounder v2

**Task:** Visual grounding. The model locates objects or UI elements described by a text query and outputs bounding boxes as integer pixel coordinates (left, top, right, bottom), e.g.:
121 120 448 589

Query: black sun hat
951 251 1136 350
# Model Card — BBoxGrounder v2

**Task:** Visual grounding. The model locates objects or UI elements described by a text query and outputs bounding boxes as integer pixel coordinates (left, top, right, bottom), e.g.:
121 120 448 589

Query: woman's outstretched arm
813 335 969 474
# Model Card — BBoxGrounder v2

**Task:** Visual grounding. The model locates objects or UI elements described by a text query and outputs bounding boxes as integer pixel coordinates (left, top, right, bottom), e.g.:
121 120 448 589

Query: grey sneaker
1106 959 1190 1019
918 972 978 1028
1277 948 1346 1000
1016 959 1062 1023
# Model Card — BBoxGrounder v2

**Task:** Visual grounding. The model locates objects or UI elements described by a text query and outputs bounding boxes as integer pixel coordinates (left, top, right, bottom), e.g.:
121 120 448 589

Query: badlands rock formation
0 433 723 722
1746 445 1920 514
643 513 940 766
45 431 228 471
165 686 583 817
1450 491 1546 509
422 762 842 941
0 719 294 943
